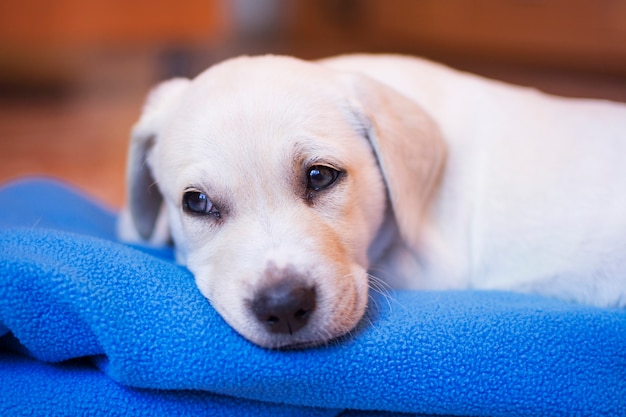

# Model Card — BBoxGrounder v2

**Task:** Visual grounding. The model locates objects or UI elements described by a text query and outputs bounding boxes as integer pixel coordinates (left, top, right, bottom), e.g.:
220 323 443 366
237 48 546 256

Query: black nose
251 281 317 335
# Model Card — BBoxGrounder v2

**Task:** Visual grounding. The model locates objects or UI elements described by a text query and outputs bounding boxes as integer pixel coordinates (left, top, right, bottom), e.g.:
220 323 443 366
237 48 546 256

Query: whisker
30 217 42 230
148 179 160 194
367 272 407 315
367 274 394 309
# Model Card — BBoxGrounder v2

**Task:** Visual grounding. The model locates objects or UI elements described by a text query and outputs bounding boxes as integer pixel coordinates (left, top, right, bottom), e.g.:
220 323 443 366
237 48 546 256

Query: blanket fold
1 178 625 417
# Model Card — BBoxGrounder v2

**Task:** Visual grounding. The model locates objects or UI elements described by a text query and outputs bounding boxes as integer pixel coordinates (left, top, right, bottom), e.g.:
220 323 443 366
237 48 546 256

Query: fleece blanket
0 178 624 417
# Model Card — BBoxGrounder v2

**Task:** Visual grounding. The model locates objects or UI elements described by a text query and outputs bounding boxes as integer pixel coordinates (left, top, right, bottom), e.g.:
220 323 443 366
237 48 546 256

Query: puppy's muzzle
251 280 317 335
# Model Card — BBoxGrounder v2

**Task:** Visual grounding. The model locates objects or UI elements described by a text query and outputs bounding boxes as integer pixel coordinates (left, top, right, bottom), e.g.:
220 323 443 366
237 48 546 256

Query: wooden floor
0 89 145 209
1 56 625 210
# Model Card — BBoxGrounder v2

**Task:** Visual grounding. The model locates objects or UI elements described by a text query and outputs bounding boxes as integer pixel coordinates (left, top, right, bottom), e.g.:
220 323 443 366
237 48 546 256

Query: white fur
119 54 626 348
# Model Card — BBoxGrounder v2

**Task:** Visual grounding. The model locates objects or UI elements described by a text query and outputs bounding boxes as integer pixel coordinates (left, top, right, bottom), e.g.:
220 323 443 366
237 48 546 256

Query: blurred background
1 0 625 208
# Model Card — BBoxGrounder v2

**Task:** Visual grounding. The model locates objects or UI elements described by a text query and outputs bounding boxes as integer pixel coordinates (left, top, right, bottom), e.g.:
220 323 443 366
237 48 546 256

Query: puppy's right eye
182 191 220 218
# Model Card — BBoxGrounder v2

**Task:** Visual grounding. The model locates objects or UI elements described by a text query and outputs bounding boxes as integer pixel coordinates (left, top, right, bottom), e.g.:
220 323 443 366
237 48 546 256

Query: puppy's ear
341 72 446 250
119 78 190 244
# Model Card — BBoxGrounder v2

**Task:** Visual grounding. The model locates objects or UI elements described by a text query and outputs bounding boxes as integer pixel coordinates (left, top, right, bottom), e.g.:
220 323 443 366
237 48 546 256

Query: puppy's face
148 57 387 348
123 55 446 348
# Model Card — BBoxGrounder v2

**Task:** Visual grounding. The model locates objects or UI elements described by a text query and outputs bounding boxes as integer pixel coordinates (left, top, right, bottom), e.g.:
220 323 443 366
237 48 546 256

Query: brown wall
288 0 626 75
0 0 225 46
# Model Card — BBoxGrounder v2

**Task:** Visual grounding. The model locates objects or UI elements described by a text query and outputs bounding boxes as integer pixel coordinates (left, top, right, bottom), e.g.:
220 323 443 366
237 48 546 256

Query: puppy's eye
182 191 220 218
307 165 340 191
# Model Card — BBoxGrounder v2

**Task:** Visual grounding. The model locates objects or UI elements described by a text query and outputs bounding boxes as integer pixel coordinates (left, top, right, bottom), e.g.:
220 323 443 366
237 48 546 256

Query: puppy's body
119 54 626 348
325 55 626 306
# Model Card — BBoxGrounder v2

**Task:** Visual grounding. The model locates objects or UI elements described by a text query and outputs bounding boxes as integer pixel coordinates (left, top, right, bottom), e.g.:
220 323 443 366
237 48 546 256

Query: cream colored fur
119 54 626 348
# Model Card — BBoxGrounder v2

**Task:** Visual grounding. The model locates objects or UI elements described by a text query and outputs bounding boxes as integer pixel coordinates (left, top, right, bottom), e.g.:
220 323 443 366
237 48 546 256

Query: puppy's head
119 55 445 348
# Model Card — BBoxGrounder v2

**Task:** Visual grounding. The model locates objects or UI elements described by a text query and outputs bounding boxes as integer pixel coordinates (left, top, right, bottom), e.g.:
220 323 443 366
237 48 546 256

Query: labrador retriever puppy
118 54 626 348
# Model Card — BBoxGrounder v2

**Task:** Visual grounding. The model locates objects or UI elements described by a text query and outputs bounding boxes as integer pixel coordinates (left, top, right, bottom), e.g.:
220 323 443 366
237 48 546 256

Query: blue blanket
0 178 624 417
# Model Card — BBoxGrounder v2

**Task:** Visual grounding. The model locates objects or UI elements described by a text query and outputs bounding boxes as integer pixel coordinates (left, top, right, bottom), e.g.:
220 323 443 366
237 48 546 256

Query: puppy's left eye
307 165 341 191
182 191 221 218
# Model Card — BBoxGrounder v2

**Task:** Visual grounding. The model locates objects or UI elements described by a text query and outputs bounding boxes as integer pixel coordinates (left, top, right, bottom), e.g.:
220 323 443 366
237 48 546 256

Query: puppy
118 54 626 348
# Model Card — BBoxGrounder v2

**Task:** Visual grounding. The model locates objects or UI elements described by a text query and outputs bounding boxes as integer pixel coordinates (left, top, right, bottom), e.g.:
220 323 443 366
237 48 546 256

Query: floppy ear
118 78 190 244
340 72 447 251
